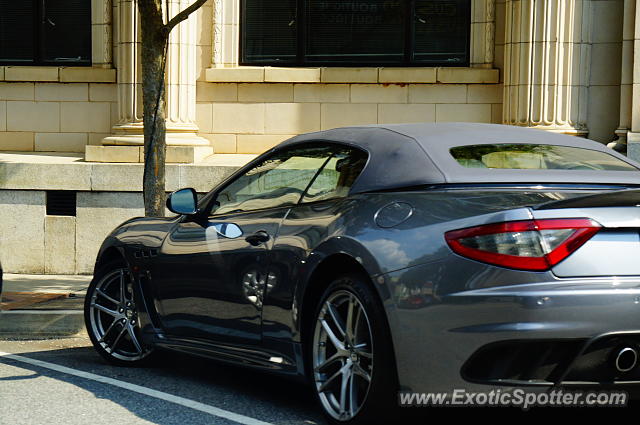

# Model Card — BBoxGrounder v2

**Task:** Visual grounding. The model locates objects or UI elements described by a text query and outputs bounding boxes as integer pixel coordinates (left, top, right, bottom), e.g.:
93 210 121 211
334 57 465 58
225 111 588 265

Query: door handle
245 230 270 246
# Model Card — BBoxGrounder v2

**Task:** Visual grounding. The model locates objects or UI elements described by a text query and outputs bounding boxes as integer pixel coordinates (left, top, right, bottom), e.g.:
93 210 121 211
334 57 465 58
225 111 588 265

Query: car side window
302 148 368 203
211 145 334 215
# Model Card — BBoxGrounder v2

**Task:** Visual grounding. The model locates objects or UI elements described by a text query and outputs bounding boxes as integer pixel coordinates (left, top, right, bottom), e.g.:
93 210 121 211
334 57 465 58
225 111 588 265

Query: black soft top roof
280 123 640 193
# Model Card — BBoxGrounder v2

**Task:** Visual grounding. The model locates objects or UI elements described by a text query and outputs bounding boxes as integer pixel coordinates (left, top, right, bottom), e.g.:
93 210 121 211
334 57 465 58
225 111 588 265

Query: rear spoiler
535 189 640 210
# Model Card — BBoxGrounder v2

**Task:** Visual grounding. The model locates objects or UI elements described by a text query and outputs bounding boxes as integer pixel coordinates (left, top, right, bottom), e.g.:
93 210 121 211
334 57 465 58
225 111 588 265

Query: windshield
450 144 638 171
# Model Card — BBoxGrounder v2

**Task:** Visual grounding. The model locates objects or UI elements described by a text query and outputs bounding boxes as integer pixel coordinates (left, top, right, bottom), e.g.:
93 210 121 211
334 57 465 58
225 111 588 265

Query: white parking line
0 351 273 425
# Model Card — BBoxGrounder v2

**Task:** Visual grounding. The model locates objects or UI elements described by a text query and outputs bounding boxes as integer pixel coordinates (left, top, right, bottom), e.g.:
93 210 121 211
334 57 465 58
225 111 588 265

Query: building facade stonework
0 0 636 274
1 0 633 158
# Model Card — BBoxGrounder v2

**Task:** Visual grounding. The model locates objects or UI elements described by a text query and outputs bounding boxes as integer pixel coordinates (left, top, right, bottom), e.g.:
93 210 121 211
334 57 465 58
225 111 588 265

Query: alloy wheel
312 290 374 421
88 268 149 362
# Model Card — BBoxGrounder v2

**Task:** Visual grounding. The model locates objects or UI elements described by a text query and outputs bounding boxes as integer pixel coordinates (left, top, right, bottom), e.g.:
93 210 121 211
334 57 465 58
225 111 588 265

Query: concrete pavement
0 274 91 338
0 337 326 425
2 273 91 294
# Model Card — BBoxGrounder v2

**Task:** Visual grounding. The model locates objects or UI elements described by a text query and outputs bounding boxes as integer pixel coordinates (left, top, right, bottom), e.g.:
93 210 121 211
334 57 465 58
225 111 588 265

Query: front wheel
84 261 154 366
310 274 397 424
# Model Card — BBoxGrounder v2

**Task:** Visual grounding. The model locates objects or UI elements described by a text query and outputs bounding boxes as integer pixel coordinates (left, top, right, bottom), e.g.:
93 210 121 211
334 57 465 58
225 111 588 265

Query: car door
261 146 369 341
152 144 337 346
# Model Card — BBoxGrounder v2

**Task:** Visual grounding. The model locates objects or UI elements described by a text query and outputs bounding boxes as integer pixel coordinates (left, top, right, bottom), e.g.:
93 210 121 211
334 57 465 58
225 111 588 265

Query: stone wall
0 0 631 156
0 81 117 153
194 81 504 154
0 0 116 154
0 190 143 274
192 0 505 154
587 0 625 142
0 155 246 274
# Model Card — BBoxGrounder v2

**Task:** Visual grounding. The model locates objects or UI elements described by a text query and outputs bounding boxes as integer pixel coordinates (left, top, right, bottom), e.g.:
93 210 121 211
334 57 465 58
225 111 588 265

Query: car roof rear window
450 144 638 171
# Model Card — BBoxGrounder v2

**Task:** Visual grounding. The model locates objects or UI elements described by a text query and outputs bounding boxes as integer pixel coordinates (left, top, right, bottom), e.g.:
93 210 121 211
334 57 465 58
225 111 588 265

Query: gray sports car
85 123 640 422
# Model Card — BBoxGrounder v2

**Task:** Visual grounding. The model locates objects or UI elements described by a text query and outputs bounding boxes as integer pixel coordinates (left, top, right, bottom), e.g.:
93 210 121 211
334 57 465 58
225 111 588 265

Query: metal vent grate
46 191 77 216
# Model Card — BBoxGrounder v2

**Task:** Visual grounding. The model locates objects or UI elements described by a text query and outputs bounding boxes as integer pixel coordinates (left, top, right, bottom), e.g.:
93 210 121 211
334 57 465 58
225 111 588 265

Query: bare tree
137 0 209 216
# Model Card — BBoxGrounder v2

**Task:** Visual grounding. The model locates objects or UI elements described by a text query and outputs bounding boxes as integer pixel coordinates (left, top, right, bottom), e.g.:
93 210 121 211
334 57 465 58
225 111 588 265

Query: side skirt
150 335 307 381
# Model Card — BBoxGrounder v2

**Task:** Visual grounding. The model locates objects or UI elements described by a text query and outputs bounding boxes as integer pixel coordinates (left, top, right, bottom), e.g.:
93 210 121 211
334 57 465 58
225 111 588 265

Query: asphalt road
1 337 638 425
0 336 326 425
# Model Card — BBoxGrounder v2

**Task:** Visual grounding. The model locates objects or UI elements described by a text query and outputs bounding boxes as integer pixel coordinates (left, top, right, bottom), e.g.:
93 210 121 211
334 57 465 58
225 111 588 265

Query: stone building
0 0 636 274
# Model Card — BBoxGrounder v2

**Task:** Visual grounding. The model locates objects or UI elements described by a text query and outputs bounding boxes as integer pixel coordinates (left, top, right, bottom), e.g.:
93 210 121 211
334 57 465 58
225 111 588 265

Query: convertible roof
280 123 640 193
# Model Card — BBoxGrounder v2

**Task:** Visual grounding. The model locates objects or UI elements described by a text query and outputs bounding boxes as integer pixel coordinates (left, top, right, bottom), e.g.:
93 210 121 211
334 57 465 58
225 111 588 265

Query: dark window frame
204 142 369 216
208 144 338 216
240 0 471 67
301 147 368 204
0 0 92 66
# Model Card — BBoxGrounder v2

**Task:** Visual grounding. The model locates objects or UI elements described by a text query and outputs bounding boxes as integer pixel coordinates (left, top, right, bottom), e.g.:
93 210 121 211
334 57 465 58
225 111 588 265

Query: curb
0 274 91 339
0 310 87 338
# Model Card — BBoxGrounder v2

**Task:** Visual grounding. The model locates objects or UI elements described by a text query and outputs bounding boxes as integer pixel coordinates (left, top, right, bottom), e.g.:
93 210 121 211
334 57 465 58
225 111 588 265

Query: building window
0 0 91 66
241 0 470 67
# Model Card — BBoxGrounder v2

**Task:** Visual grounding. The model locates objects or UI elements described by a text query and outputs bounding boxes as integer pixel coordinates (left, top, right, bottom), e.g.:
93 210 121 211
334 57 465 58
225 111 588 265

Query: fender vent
46 191 76 216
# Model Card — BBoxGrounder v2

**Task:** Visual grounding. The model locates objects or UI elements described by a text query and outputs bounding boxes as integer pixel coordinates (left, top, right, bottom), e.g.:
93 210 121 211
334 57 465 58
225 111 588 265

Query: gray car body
94 124 640 393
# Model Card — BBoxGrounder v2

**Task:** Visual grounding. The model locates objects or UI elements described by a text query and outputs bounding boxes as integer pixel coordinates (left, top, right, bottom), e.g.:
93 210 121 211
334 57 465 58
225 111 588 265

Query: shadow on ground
2 344 639 424
0 345 323 425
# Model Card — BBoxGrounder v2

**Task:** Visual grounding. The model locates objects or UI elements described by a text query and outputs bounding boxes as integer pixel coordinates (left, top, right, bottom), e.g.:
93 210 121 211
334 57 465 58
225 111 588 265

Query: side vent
46 191 77 216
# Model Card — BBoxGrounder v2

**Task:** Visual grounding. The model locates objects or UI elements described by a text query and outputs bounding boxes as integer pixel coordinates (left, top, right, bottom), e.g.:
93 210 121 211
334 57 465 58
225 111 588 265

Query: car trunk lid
530 189 640 277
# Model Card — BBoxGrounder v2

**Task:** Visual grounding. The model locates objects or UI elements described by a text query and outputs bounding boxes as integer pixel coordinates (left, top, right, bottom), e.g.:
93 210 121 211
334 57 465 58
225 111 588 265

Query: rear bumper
383 271 640 393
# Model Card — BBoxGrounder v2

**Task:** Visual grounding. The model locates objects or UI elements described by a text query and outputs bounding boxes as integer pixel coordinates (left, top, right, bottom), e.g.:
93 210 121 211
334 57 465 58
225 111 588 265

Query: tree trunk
138 0 168 217
137 0 209 217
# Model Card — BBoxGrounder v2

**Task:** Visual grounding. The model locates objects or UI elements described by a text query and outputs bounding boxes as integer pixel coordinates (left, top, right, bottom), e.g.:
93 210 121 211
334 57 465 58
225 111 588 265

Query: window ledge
205 66 499 84
0 66 116 83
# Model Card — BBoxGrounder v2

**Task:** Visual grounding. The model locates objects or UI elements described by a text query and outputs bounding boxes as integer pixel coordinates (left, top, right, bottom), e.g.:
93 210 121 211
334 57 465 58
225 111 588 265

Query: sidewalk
0 274 92 338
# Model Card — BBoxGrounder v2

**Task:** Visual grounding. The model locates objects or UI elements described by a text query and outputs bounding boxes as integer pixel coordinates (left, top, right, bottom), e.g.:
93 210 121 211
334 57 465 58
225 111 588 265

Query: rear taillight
445 218 601 271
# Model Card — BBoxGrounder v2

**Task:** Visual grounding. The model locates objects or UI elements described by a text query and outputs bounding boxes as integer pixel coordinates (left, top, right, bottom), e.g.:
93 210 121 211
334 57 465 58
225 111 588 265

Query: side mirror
167 188 198 215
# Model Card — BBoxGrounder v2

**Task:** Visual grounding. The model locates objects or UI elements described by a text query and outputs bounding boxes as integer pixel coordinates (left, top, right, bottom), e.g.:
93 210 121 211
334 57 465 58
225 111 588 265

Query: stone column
111 0 143 143
86 0 212 163
91 0 113 68
165 0 211 155
626 0 640 160
470 0 496 69
502 0 590 135
212 0 240 67
613 0 635 148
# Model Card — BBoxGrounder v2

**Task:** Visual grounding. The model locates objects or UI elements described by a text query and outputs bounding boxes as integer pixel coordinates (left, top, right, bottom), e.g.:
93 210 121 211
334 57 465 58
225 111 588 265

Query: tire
84 259 154 366
308 273 398 425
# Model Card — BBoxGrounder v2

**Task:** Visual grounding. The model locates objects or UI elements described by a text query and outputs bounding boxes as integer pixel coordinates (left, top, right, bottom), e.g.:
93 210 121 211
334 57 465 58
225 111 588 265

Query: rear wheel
84 260 153 366
309 274 397 425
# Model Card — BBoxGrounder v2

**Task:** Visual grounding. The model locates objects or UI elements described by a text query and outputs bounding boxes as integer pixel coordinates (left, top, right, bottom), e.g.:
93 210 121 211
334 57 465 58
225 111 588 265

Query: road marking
0 351 274 425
